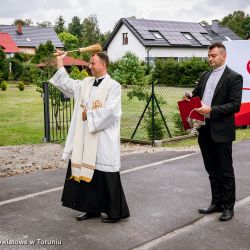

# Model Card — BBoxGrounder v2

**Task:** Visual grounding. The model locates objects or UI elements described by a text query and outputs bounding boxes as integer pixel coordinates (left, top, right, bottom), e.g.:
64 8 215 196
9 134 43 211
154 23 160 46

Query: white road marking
0 187 63 206
121 152 198 174
0 152 197 207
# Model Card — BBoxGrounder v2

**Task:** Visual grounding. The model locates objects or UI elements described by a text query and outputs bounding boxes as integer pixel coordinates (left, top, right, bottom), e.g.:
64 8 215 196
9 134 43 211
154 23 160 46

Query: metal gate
43 82 74 142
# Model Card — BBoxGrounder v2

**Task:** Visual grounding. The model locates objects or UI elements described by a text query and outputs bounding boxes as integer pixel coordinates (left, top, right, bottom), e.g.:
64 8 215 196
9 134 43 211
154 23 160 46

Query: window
224 36 232 41
182 33 193 40
123 33 128 45
151 31 164 39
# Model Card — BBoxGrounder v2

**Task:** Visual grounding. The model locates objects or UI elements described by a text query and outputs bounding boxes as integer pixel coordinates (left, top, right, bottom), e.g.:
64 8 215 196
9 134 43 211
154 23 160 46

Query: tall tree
32 40 55 64
68 16 82 38
82 15 101 46
13 19 33 26
54 15 66 34
99 31 111 46
36 21 52 28
221 10 250 38
0 47 9 81
0 46 9 81
58 32 79 51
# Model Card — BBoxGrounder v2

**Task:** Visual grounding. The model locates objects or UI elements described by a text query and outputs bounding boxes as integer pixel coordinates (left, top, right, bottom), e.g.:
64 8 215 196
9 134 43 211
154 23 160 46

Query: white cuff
62 152 71 160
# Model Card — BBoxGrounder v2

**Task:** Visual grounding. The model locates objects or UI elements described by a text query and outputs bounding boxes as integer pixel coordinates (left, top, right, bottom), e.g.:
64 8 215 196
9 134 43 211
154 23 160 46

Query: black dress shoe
101 218 120 223
198 205 223 214
219 209 234 221
76 212 100 221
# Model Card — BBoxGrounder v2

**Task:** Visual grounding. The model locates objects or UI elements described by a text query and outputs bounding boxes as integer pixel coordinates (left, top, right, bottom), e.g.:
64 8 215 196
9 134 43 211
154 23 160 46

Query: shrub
152 58 180 86
152 57 210 87
14 52 34 62
20 63 32 84
18 81 25 91
112 52 147 85
178 57 210 86
31 40 55 64
172 110 188 135
69 66 89 80
9 59 23 80
1 81 7 91
144 110 165 140
108 60 120 77
29 64 46 85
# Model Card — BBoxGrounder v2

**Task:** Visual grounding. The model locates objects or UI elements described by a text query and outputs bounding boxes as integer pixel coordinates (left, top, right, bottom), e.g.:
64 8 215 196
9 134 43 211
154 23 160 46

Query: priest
49 51 130 223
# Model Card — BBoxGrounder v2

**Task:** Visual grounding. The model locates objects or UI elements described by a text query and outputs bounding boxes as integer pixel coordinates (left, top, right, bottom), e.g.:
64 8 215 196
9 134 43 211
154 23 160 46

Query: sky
0 0 250 33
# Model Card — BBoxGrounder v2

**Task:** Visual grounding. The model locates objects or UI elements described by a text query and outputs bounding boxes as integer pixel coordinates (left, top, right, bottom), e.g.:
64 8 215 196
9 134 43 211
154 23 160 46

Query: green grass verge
163 127 250 148
1 85 250 146
0 85 44 146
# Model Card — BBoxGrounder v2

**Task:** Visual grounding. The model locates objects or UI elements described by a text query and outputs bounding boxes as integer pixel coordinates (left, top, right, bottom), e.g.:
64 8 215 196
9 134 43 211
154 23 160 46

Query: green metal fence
43 82 195 144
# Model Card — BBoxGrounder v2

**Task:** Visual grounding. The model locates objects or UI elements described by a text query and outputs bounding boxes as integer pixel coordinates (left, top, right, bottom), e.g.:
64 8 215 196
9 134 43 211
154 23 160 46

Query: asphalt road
0 141 250 250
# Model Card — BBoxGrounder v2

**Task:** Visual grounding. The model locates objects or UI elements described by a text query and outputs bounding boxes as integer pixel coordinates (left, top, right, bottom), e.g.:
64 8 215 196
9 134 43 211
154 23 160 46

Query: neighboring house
104 18 241 62
0 23 64 54
37 55 89 71
0 32 19 58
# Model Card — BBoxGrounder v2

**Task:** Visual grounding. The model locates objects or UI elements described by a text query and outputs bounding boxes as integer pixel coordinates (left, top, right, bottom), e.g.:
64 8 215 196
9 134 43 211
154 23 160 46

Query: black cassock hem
61 160 130 219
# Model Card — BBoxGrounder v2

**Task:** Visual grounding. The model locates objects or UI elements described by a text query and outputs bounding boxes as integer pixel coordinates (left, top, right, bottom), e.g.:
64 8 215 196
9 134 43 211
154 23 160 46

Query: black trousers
198 120 235 210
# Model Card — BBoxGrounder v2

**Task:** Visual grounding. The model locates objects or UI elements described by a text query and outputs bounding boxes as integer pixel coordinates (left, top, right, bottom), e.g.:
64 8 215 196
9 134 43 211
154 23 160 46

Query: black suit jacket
192 66 243 143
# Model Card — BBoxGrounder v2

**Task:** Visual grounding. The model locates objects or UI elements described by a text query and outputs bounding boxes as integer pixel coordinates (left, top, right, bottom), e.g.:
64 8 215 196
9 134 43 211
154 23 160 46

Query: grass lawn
1 84 250 146
0 85 44 146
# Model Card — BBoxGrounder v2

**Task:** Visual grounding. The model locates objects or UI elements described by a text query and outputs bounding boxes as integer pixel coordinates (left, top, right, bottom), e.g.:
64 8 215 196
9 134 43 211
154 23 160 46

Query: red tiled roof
62 56 89 66
37 56 89 67
0 32 19 53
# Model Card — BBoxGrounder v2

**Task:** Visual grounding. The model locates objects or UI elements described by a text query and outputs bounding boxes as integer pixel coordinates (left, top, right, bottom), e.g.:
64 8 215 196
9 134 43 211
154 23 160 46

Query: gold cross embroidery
92 100 102 110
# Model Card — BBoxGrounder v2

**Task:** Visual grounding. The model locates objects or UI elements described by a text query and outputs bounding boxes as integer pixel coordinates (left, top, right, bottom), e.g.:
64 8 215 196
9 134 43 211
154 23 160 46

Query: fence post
43 82 50 142
151 80 155 146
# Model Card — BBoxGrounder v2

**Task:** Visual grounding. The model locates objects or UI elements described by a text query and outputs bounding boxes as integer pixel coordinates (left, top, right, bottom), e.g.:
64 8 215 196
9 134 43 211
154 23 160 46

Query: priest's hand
82 106 88 121
54 49 67 69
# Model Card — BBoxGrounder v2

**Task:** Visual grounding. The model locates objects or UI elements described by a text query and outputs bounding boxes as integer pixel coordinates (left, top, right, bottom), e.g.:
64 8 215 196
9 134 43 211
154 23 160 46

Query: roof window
151 31 163 39
183 33 193 40
224 36 232 41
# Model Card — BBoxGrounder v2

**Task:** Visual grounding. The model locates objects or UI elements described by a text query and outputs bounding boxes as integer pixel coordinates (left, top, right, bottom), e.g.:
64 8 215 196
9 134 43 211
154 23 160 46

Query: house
37 55 89 71
0 32 19 58
104 18 241 62
0 23 64 54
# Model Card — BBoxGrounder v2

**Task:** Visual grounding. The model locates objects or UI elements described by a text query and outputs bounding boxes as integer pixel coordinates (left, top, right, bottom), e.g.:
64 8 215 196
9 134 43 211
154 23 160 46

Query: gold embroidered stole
70 78 111 182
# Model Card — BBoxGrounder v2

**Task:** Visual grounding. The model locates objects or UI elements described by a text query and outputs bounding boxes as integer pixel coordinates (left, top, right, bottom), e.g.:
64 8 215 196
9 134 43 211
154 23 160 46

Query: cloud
0 0 249 32
0 0 90 24
205 0 250 9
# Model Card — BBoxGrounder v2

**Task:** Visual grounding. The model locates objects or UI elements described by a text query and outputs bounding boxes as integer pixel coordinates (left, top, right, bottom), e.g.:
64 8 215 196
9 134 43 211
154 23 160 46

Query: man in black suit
191 42 243 221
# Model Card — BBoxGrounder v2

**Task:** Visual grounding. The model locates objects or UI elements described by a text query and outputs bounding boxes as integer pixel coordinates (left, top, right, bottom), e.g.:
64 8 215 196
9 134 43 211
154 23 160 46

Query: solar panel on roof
123 18 241 47
191 32 209 43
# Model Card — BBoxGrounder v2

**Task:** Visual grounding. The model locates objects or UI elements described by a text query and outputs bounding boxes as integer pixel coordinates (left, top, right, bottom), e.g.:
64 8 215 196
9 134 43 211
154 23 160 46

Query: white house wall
107 24 145 62
149 47 208 59
107 24 210 61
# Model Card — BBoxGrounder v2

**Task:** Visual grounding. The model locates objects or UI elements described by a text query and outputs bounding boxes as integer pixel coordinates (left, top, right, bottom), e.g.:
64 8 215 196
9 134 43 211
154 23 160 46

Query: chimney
212 19 219 34
16 23 23 35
